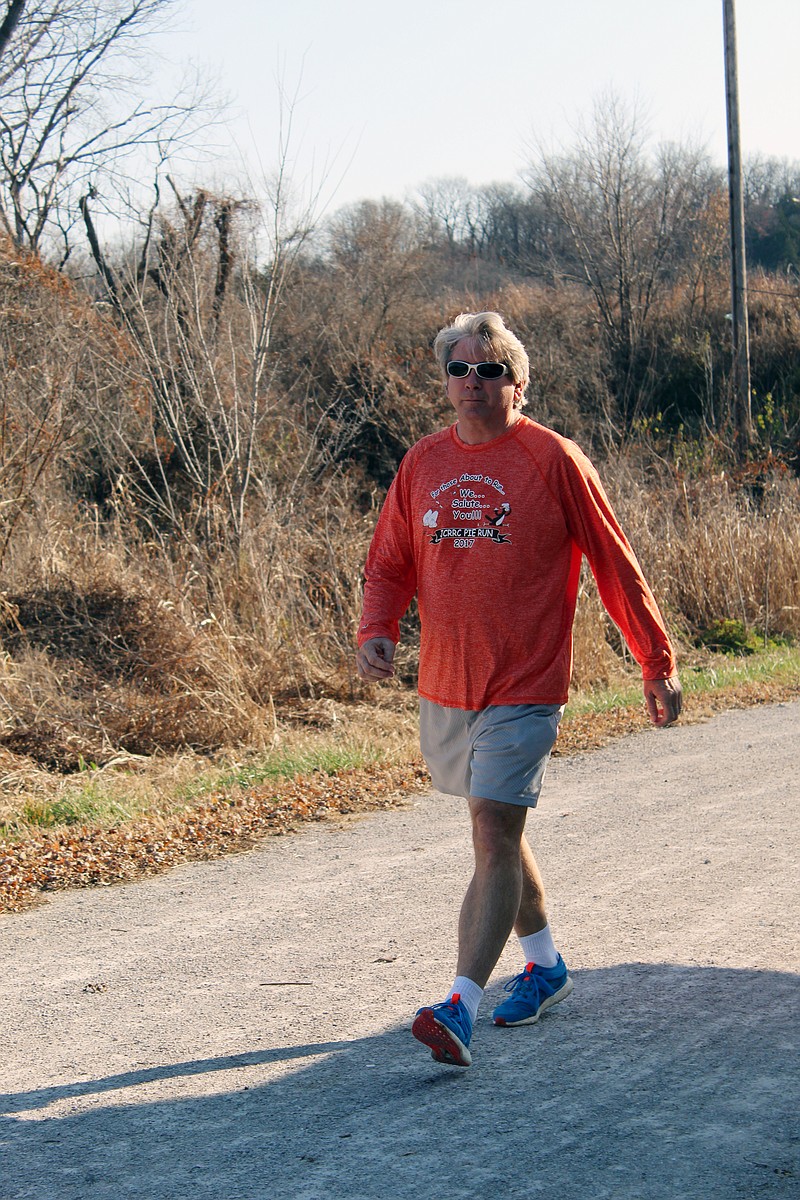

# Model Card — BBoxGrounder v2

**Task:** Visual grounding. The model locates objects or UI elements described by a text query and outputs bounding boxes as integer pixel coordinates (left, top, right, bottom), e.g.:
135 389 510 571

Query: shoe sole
493 975 574 1027
411 1009 472 1067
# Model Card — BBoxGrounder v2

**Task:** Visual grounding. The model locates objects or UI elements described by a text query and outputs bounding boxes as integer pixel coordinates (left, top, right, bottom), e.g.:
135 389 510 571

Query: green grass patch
694 618 789 657
179 743 384 802
10 787 140 835
680 644 800 692
0 744 383 841
567 644 800 719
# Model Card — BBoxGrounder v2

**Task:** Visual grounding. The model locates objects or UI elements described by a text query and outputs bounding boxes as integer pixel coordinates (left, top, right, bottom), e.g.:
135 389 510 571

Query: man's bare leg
515 833 549 937
456 796 529 988
413 796 567 1062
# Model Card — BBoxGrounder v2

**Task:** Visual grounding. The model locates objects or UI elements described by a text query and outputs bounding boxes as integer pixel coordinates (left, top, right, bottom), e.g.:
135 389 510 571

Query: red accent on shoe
525 962 535 971
451 993 461 1004
412 1008 472 1067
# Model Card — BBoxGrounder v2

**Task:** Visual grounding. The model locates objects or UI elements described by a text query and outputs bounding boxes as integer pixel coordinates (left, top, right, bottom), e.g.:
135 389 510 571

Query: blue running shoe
412 994 473 1067
492 957 573 1027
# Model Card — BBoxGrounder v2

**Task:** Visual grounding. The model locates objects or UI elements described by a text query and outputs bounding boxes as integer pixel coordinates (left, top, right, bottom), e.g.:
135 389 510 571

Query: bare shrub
0 570 266 768
0 458 378 771
605 455 800 644
0 239 102 563
570 568 632 691
171 489 373 707
746 272 800 449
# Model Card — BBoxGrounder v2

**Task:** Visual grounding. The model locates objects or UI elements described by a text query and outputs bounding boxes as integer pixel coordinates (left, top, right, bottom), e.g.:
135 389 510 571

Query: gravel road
1 701 798 1200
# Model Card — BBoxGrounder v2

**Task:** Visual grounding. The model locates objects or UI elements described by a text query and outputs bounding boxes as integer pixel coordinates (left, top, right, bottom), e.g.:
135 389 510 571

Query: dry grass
606 457 800 644
2 647 797 914
1 459 798 795
0 481 375 773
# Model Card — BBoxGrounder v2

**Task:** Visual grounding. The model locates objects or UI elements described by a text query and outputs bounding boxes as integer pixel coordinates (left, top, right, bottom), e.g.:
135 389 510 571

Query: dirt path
1 702 798 1199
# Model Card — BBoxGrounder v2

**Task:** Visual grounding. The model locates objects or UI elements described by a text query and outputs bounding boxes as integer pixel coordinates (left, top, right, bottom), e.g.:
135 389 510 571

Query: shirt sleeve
555 444 677 680
357 459 418 647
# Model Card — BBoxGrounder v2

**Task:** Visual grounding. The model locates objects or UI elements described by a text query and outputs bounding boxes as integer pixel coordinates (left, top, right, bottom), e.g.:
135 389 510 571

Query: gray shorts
419 698 564 808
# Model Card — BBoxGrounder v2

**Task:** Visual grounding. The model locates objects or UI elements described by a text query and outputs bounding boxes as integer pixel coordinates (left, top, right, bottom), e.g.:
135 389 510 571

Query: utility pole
723 0 753 456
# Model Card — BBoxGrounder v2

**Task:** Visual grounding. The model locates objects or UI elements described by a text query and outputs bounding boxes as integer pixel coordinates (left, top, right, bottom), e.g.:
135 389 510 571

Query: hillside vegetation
1 108 799 801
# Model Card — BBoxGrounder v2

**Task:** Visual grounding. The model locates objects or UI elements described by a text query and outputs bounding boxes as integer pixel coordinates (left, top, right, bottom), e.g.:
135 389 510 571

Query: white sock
447 976 483 1023
518 923 559 969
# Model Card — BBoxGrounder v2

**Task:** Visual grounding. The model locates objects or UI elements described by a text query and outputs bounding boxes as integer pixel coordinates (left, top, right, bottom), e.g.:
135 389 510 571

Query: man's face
446 337 523 444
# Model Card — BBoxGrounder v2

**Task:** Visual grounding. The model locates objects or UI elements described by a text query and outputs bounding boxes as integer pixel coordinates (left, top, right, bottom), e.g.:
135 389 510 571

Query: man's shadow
2 963 797 1200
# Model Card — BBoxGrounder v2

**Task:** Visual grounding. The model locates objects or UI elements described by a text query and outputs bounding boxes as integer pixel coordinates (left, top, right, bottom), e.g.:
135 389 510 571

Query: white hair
433 311 529 404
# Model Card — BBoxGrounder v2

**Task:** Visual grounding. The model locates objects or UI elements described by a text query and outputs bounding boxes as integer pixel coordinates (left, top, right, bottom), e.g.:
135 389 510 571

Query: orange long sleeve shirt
358 417 676 710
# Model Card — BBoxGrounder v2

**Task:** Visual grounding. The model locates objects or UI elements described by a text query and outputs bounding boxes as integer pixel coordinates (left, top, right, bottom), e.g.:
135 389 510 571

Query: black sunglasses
446 360 509 380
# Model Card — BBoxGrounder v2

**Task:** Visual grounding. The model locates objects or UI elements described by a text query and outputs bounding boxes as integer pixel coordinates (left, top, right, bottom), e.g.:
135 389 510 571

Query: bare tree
526 93 720 418
413 177 477 249
743 154 800 210
0 0 202 257
0 0 26 59
79 160 319 546
326 199 425 342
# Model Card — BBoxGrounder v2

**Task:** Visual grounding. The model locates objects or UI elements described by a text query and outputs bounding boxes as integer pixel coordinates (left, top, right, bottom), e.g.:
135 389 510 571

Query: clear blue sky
158 0 800 210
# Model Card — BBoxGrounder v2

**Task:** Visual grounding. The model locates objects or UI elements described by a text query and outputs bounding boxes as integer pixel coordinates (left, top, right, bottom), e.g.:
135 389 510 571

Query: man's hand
644 674 683 727
356 637 397 682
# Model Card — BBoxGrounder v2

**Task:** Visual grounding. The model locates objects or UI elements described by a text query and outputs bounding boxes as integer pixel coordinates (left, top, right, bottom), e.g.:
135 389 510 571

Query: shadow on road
2 963 797 1200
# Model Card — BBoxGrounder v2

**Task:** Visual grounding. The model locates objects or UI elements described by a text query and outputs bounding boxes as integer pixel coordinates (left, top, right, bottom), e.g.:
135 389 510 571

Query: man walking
356 311 681 1067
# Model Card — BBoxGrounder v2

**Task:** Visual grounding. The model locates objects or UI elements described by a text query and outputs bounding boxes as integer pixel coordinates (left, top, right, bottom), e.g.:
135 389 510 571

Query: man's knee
469 797 526 861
